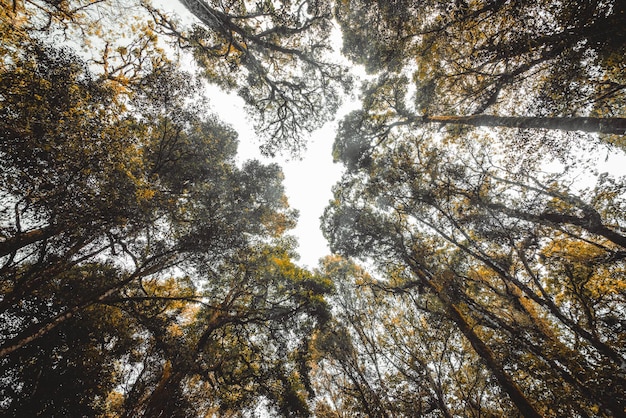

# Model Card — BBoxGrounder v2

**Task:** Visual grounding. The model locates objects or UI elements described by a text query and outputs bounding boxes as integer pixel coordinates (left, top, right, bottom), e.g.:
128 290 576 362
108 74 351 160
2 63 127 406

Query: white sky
204 87 348 269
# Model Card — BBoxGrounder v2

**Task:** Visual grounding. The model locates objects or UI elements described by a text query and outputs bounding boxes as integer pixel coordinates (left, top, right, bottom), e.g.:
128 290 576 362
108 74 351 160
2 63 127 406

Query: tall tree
0 264 144 417
0 9 332 416
323 131 626 416
5 0 349 156
322 3 626 415
119 245 331 418
313 256 519 417
334 0 626 152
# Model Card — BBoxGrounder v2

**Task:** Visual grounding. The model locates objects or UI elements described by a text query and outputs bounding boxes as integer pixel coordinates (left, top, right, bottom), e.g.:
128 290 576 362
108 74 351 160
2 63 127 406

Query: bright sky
204 87 348 269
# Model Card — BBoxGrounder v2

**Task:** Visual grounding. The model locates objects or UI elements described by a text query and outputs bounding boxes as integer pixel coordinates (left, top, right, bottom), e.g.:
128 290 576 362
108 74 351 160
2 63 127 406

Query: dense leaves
2 0 626 417
335 0 626 156
1 3 330 416
323 131 626 416
321 2 626 416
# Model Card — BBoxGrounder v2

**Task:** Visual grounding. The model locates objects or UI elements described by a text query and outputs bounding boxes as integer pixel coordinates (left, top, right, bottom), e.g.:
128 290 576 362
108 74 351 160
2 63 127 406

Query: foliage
312 256 516 417
321 3 626 415
3 0 626 417
335 0 626 154
146 0 352 155
323 130 626 416
0 3 330 416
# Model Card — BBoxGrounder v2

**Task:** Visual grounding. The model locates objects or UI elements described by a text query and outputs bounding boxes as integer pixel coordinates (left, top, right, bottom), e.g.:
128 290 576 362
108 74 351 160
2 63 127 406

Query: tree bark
419 114 626 135
140 362 187 418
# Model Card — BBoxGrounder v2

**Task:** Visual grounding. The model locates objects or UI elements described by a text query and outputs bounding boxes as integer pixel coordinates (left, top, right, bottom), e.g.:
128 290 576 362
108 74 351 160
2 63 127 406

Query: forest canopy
1 0 625 417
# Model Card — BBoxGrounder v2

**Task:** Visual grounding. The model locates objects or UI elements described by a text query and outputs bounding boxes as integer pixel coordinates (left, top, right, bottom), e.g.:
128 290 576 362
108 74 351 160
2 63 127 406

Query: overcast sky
205 86 350 269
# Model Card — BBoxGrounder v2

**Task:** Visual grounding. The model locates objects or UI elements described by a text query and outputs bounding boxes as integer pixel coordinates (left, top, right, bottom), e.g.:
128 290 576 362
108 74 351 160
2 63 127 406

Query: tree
5 0 352 158
0 44 239 345
118 245 332 418
334 0 626 152
322 131 626 416
146 0 352 155
322 3 626 415
1 14 332 416
313 256 519 417
0 264 144 417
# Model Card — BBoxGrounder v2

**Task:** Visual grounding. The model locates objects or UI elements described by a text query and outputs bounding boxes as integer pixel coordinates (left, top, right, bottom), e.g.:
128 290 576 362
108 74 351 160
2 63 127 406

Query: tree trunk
136 295 234 417
406 261 543 418
0 227 58 257
482 201 626 249
442 300 543 418
420 114 626 135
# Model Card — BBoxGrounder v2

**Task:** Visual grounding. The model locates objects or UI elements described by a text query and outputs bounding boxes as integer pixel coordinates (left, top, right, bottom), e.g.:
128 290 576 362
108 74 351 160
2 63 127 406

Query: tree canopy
2 0 626 417
321 1 626 416
147 0 352 155
1 2 330 415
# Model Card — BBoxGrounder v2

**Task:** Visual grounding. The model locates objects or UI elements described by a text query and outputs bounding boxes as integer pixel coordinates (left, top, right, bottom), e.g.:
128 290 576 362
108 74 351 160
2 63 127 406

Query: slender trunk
420 114 626 135
0 256 176 357
538 212 626 248
442 300 543 418
425 208 625 366
510 284 626 416
340 355 389 418
410 355 454 418
484 201 626 249
406 260 543 418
